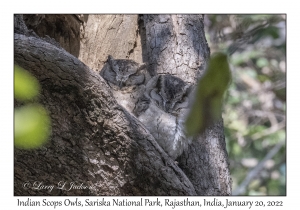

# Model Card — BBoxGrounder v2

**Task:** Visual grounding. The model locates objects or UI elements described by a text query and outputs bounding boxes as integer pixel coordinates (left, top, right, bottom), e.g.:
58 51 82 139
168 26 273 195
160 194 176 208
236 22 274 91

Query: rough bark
14 14 196 196
14 14 232 196
23 14 85 58
23 15 142 69
143 14 231 195
143 14 210 82
78 15 141 71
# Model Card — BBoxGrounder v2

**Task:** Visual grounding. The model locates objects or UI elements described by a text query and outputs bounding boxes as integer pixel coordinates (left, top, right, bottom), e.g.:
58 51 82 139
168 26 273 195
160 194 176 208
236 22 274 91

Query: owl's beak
164 102 172 113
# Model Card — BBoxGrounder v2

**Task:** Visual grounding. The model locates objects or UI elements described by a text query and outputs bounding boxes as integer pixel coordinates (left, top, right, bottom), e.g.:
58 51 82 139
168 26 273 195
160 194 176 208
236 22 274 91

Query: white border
3 0 296 208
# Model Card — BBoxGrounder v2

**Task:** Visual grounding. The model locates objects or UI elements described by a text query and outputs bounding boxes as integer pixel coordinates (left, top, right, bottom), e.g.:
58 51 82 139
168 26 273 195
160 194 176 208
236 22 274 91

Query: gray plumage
100 55 150 113
134 75 192 159
100 56 193 160
101 55 148 88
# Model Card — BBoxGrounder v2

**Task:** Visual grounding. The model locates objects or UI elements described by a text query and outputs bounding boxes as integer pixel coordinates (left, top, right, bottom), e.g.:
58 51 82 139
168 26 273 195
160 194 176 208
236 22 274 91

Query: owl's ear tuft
107 55 114 63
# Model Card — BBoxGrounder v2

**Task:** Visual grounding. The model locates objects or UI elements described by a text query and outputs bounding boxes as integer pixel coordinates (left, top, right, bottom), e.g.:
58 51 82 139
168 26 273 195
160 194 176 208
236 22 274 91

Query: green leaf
185 52 231 136
15 104 51 149
256 58 269 68
14 65 40 101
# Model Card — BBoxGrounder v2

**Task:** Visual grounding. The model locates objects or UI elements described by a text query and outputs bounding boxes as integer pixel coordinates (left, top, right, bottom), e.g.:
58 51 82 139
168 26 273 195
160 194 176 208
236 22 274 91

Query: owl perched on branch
134 75 193 159
100 56 193 160
100 55 150 113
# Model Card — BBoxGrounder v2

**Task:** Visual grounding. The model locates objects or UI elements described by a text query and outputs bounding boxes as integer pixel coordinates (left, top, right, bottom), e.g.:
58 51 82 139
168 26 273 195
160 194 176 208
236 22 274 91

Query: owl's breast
137 102 189 159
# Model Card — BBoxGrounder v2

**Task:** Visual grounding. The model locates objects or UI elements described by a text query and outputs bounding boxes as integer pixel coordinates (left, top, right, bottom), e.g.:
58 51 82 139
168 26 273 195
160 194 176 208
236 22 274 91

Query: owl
101 55 149 88
133 75 193 159
100 55 151 113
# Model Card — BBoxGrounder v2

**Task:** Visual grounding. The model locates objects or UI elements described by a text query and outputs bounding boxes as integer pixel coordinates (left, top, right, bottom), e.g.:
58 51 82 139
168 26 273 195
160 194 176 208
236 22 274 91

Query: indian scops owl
100 55 151 113
133 74 193 159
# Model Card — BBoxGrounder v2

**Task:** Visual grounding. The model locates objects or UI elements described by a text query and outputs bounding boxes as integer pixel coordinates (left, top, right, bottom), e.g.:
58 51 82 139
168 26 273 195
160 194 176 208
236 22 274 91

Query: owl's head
159 75 189 112
102 55 147 88
108 55 138 83
144 75 191 114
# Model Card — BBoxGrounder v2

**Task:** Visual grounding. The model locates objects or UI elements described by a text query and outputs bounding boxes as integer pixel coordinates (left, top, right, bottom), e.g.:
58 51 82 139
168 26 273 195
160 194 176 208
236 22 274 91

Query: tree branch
14 28 196 195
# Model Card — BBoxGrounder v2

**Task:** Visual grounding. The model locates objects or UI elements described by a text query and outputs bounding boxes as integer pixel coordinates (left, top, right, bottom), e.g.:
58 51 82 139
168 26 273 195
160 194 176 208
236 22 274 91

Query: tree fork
143 14 231 195
14 14 231 195
14 14 196 196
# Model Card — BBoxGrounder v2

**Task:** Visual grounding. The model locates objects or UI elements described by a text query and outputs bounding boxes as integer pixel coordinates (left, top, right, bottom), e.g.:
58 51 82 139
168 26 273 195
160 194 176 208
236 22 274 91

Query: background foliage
204 14 286 195
14 65 51 149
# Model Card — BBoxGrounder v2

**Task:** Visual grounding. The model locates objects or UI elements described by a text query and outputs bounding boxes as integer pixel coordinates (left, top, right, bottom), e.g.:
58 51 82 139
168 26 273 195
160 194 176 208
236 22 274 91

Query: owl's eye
149 89 163 106
175 93 182 99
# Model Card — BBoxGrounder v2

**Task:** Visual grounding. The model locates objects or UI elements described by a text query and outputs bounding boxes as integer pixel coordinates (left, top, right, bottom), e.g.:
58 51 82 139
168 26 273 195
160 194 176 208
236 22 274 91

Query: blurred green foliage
14 65 51 149
14 65 40 101
205 14 286 195
15 103 51 149
186 53 231 136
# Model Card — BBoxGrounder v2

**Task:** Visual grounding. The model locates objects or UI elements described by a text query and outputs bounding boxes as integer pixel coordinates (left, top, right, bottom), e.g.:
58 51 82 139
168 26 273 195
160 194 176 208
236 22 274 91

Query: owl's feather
134 74 192 159
100 56 193 160
100 55 150 113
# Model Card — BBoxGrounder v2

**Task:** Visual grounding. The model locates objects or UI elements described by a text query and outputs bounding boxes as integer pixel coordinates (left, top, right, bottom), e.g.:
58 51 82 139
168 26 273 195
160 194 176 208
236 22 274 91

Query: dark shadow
23 14 89 58
138 15 148 64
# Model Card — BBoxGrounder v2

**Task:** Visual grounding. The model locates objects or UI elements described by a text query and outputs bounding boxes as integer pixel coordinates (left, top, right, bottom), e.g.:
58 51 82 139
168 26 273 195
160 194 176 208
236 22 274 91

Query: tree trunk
143 14 231 195
14 14 231 196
